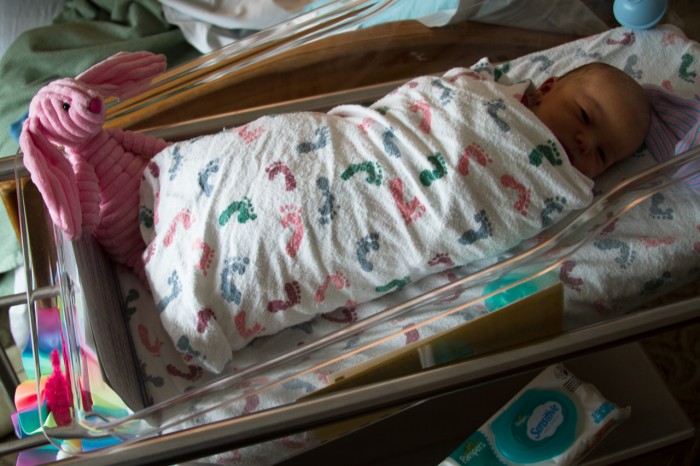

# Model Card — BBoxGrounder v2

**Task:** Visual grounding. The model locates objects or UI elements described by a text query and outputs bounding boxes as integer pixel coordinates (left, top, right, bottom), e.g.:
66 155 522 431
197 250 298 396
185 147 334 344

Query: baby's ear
538 76 559 96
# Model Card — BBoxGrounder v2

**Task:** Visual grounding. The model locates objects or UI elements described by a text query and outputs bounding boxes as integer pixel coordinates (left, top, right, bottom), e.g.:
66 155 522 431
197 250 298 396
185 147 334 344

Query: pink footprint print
138 324 164 356
163 209 193 247
314 272 350 302
196 308 216 333
409 100 432 133
457 143 493 176
428 253 454 268
280 204 304 257
640 236 676 248
192 238 215 276
237 124 266 144
268 281 302 313
235 311 266 340
166 364 203 382
265 161 297 191
559 260 584 292
389 178 426 224
358 118 373 134
500 174 531 216
403 325 419 345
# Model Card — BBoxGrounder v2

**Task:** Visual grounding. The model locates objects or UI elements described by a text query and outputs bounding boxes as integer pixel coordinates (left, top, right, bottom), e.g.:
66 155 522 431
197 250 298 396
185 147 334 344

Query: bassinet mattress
117 24 699 463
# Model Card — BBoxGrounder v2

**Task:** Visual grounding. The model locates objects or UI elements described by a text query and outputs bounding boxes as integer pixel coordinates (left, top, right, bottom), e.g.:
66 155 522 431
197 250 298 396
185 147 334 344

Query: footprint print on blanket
457 143 492 176
593 238 637 269
341 161 383 186
280 205 304 257
420 152 448 187
382 128 401 158
458 210 493 245
266 161 297 191
235 311 265 340
316 177 337 225
163 209 193 247
267 281 302 313
540 196 568 228
485 98 510 132
641 271 672 296
168 146 184 181
529 140 563 167
375 276 411 293
431 79 454 106
409 100 432 134
357 232 380 272
219 197 257 226
314 273 350 302
679 53 697 83
297 126 330 154
156 271 181 312
198 159 219 197
500 174 531 216
649 193 674 220
220 256 249 304
390 178 426 224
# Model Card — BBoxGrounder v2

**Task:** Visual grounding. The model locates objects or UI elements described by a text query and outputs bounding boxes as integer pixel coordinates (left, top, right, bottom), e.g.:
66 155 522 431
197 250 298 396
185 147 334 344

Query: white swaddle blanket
140 67 593 372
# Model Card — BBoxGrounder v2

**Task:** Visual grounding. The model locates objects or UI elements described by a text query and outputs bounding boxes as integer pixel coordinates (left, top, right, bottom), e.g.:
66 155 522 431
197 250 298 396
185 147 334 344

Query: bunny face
29 78 106 148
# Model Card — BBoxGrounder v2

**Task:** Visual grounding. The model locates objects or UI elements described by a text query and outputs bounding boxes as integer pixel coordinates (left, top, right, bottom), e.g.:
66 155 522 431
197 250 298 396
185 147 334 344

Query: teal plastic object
483 272 555 312
613 0 668 29
491 389 578 463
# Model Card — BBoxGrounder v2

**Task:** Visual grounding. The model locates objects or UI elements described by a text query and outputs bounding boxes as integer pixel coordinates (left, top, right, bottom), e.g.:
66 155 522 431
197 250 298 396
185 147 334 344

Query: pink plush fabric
20 52 169 278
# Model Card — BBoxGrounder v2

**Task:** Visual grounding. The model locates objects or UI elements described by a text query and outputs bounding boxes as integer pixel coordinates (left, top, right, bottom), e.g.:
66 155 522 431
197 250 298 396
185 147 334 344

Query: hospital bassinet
1 1 699 464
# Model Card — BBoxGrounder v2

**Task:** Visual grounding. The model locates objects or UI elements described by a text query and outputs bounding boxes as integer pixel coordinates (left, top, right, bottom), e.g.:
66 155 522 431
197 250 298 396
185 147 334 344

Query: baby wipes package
439 364 630 465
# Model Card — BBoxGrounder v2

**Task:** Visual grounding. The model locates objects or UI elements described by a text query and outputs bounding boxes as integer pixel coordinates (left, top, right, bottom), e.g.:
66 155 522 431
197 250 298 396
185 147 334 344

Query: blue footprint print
541 196 567 227
623 55 643 80
649 193 674 220
382 128 401 158
220 256 249 304
176 335 202 359
297 126 330 153
458 210 493 245
198 159 220 197
169 146 184 181
431 79 454 105
357 232 380 272
156 271 181 312
594 239 637 269
316 177 337 225
485 99 510 132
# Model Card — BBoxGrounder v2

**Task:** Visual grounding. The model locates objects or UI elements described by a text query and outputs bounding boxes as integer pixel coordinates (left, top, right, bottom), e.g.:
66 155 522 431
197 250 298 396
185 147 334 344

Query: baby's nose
575 132 592 155
88 97 102 114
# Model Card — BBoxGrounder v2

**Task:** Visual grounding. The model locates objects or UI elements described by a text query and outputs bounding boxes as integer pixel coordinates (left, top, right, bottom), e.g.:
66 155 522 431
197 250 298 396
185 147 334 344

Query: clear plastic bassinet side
19 143 700 459
9 1 700 461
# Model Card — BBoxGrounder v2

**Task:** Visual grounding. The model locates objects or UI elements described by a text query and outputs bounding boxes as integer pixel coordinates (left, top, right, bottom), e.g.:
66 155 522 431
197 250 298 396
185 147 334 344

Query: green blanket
0 0 200 275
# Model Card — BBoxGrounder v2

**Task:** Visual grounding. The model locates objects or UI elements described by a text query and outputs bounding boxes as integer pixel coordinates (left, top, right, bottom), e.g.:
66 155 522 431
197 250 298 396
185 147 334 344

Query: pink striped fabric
644 85 700 187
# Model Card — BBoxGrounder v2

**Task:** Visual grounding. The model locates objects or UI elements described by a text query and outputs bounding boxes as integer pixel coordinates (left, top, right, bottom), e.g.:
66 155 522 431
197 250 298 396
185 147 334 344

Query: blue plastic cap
613 0 668 30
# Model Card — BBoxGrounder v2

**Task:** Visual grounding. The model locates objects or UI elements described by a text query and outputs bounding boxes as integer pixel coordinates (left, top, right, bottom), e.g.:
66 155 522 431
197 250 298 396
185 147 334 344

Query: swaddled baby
140 61 649 372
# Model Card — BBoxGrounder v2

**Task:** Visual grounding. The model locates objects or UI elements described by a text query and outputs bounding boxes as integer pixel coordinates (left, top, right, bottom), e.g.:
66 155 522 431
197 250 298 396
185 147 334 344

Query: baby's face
529 71 646 178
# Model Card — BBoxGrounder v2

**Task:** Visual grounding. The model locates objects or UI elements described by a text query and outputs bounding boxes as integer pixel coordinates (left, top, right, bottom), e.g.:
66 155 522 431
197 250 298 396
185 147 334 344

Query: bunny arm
106 128 169 159
20 118 83 239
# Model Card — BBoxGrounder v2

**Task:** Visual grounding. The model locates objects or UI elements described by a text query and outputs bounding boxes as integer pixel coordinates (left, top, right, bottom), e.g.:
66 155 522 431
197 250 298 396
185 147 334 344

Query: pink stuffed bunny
20 51 169 279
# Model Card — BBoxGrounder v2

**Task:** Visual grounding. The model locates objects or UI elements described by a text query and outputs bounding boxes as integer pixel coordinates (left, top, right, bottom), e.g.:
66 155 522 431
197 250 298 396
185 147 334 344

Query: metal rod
54 296 700 465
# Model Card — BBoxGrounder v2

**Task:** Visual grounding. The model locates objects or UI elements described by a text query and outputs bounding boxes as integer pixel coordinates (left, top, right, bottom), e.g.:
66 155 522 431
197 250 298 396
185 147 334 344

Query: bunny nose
88 97 102 114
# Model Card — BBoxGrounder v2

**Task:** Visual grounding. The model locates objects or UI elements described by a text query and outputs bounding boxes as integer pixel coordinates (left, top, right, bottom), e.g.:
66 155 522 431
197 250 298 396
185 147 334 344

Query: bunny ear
75 51 167 101
20 117 83 239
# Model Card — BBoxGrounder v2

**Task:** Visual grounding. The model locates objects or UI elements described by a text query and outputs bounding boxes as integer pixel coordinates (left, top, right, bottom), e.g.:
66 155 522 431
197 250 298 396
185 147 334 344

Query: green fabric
0 0 200 158
0 0 200 273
